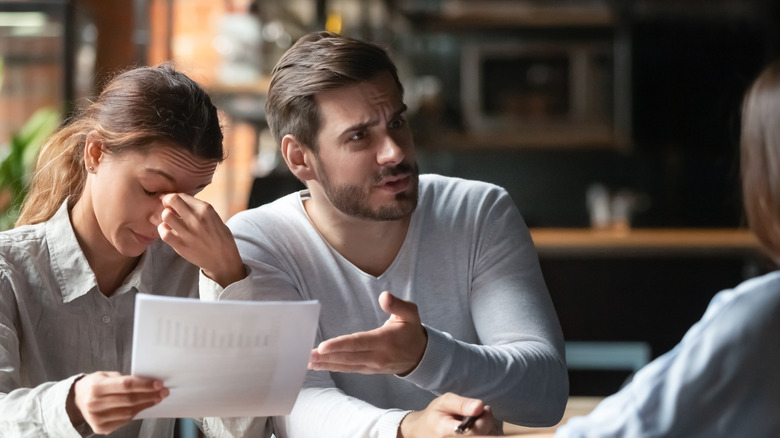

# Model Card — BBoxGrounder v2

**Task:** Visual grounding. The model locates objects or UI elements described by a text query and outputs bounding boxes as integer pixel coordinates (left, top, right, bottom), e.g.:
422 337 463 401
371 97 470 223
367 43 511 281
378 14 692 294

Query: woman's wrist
203 261 247 289
66 376 86 428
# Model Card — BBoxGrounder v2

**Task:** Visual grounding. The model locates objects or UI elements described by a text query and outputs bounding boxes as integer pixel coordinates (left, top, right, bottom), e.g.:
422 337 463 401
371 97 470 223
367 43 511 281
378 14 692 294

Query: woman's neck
69 197 140 296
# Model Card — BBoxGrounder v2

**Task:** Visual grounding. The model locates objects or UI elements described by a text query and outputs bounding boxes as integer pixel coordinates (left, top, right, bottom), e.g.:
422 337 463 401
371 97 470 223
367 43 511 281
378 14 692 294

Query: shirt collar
45 201 160 302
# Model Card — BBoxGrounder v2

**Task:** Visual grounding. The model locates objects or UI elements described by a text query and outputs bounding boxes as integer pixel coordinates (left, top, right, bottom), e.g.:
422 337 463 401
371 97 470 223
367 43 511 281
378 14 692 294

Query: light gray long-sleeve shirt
0 201 246 437
216 174 568 438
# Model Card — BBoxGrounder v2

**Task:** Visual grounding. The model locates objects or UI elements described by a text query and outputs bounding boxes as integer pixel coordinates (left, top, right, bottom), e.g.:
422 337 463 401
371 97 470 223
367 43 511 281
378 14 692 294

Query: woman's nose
148 197 165 227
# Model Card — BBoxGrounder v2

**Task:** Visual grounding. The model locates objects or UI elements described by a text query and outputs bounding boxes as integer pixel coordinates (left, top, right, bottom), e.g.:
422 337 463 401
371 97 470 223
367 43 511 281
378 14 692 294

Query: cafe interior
2 0 779 434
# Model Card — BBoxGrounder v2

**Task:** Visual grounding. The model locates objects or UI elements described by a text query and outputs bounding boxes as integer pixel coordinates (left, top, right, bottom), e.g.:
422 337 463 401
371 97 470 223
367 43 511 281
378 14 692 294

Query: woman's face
87 143 218 257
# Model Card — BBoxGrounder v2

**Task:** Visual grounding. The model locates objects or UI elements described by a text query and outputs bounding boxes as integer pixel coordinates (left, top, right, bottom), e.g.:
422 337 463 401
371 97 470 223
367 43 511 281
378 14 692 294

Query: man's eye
349 131 366 141
143 188 158 197
389 118 406 129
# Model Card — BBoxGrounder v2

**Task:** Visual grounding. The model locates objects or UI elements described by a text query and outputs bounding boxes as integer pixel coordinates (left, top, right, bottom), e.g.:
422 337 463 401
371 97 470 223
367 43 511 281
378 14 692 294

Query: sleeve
402 190 568 426
200 416 273 438
272 385 411 438
556 283 780 437
0 270 85 437
217 213 411 438
199 264 253 302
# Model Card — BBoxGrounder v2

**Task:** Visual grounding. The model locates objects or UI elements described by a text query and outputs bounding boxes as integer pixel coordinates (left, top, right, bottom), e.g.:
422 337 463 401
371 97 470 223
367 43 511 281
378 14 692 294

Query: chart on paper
152 316 276 350
131 294 320 419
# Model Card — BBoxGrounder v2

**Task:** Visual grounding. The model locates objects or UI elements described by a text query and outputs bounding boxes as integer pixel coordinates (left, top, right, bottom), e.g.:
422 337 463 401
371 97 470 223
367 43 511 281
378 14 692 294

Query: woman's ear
83 131 105 172
281 134 316 182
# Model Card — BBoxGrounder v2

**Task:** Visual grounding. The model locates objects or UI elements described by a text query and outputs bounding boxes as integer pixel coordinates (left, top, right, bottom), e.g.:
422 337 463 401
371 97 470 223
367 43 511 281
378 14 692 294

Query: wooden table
503 396 603 436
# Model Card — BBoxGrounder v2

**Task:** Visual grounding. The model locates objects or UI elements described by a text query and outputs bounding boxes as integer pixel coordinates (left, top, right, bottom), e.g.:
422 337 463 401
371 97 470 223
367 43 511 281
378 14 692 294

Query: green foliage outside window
0 57 61 230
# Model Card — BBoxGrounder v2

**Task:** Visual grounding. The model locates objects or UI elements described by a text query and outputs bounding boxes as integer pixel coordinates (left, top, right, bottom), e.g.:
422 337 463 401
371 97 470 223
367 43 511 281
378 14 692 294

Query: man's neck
303 197 411 277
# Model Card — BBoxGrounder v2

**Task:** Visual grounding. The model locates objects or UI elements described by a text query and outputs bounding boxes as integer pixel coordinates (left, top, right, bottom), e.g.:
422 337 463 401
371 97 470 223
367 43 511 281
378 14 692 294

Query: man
217 31 568 437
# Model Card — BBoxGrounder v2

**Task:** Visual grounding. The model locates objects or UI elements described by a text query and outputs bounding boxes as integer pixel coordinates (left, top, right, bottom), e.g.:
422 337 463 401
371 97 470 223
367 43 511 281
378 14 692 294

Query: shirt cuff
43 374 90 438
377 409 413 438
199 264 252 301
201 416 270 438
401 324 455 389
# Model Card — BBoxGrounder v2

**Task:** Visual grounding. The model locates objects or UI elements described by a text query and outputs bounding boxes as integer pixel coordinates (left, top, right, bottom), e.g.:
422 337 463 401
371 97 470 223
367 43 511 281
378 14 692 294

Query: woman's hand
158 193 246 288
67 371 168 435
400 393 501 438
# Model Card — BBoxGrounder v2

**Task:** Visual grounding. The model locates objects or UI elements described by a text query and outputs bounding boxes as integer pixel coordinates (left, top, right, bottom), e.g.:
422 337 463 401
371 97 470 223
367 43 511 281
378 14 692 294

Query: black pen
454 414 480 434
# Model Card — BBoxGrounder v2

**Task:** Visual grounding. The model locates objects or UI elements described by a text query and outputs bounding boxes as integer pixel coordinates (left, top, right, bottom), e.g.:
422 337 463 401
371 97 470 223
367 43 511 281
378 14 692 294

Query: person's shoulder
0 223 49 282
420 174 510 202
696 271 780 349
228 191 304 229
421 174 505 191
0 223 47 258
729 271 780 321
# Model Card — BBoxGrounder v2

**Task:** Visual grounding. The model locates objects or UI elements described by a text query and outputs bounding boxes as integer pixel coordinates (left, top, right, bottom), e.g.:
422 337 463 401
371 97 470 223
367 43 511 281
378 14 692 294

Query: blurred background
2 0 779 397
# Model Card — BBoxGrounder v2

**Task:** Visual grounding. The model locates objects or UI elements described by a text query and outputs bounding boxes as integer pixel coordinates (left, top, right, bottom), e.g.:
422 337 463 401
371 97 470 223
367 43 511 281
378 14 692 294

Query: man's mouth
377 174 411 193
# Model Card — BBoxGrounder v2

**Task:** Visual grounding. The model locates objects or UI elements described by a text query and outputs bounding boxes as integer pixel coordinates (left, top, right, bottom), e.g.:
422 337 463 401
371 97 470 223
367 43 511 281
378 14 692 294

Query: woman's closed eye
141 185 162 198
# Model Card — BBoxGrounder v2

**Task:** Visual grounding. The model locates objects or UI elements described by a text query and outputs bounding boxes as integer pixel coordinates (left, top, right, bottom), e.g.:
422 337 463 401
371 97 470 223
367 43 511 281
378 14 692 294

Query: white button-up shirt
0 201 236 437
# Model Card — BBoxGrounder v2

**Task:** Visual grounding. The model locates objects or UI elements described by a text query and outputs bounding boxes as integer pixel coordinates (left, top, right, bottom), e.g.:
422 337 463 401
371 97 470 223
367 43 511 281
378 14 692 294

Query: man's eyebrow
341 104 409 134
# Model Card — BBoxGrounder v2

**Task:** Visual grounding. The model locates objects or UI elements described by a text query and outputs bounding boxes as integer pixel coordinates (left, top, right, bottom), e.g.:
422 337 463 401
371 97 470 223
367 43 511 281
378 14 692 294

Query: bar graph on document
131 294 320 419
153 316 276 350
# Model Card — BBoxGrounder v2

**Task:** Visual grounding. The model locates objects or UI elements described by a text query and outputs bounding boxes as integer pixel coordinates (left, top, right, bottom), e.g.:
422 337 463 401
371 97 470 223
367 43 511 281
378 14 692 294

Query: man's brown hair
265 31 403 153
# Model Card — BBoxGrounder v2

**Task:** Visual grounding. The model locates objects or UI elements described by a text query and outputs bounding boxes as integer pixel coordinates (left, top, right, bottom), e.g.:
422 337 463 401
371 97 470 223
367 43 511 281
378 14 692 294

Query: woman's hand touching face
158 192 246 287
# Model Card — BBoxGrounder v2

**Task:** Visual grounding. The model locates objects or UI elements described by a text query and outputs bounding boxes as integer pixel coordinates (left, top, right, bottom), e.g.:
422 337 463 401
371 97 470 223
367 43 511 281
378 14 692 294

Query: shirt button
102 315 111 324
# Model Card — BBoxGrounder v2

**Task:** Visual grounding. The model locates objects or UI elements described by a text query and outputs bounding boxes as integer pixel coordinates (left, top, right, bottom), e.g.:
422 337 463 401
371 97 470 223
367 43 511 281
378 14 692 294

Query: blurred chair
566 341 651 385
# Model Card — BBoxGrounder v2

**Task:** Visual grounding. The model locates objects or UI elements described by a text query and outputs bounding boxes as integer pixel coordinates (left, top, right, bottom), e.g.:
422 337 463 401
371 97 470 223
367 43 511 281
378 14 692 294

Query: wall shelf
530 228 762 257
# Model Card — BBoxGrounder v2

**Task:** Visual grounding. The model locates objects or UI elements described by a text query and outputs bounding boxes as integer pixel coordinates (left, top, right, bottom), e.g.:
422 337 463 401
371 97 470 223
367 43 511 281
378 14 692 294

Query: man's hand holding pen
399 393 501 437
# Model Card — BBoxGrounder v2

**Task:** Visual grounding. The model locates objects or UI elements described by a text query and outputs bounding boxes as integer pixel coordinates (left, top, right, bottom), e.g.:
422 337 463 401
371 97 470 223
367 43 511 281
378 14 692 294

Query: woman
0 64 248 437
465 61 780 438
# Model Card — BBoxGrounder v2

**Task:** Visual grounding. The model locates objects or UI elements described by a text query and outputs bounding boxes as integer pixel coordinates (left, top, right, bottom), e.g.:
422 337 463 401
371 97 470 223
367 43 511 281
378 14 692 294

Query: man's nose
377 135 404 167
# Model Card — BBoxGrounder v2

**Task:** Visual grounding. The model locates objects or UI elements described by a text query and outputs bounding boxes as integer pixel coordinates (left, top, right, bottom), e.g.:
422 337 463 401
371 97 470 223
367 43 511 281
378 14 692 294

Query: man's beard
316 161 419 221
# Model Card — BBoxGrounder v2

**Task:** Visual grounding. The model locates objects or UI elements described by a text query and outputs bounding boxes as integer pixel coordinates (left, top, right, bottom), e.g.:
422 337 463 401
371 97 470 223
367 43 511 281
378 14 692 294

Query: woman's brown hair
741 60 780 263
16 63 223 226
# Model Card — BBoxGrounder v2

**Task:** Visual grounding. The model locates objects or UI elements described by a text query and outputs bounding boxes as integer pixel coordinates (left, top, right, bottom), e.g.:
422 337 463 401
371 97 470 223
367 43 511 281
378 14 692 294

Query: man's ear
83 131 105 172
281 134 316 182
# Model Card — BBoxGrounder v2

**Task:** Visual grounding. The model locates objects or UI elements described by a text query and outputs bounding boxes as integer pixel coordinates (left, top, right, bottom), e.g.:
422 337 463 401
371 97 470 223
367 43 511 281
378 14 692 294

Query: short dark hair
265 31 403 153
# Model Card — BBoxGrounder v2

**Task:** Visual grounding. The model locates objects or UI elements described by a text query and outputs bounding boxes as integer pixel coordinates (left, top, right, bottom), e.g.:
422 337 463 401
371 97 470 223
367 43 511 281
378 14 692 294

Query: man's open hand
309 291 428 375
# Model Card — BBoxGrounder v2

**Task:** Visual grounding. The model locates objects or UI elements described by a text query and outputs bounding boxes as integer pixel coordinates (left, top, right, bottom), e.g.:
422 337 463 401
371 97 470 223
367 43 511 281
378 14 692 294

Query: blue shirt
558 270 780 437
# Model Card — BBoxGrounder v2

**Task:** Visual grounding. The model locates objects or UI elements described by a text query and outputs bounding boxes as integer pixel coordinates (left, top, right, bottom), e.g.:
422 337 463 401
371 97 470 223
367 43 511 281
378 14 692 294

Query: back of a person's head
741 60 780 262
16 63 223 226
265 31 403 152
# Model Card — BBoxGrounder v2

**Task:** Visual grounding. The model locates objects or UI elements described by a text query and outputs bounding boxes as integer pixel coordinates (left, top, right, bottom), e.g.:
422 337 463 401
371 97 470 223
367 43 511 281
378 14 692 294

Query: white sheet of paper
130 293 320 419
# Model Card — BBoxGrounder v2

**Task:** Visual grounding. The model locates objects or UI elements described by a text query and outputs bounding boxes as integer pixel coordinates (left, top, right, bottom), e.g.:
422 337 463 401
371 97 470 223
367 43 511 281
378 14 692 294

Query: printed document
131 294 320 418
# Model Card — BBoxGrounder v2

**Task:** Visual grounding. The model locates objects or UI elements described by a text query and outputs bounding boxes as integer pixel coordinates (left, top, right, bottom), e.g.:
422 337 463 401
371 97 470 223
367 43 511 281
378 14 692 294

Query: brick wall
150 0 259 221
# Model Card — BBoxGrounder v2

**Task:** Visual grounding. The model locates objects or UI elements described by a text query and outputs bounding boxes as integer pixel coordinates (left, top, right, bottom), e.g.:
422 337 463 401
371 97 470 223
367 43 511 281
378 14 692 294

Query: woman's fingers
74 372 169 434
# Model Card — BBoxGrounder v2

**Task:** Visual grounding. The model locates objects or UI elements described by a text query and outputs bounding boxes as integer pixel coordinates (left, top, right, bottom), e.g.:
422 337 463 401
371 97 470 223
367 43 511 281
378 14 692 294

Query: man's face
310 72 418 221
